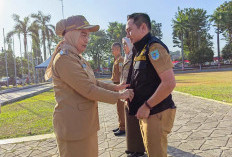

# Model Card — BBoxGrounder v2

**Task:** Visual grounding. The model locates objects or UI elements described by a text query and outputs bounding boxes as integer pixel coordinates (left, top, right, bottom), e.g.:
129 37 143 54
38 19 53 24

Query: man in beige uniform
45 15 134 157
111 42 126 136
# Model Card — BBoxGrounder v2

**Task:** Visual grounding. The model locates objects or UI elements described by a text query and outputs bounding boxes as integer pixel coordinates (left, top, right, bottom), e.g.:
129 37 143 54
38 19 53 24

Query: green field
0 90 55 139
175 71 232 103
0 71 231 139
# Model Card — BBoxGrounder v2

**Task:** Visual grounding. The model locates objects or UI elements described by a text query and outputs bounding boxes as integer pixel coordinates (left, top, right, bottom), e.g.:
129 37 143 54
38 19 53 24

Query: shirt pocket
133 61 147 83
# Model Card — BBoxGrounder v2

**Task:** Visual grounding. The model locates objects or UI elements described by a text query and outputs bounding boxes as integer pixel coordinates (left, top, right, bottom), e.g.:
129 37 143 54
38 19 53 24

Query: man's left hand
136 104 150 119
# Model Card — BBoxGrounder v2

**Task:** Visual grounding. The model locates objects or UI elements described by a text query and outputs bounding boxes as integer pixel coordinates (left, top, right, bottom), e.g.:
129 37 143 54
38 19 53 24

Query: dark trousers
125 104 145 153
114 82 125 130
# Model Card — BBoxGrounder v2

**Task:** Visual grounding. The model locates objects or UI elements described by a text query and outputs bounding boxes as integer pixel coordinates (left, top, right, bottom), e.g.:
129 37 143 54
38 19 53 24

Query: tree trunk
18 34 24 82
48 41 52 56
42 30 47 60
181 34 184 70
24 33 27 58
217 26 220 68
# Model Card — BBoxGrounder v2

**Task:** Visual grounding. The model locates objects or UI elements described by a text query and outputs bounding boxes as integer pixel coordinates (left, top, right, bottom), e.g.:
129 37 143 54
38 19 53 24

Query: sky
0 0 228 58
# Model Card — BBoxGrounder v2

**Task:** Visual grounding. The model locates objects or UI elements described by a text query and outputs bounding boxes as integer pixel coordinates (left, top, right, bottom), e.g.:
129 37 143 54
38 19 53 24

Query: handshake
115 82 134 102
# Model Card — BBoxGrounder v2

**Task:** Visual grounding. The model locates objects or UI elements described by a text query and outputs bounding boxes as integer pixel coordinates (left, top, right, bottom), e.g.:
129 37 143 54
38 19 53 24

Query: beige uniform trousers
139 108 176 157
114 82 125 130
125 106 145 153
56 132 98 157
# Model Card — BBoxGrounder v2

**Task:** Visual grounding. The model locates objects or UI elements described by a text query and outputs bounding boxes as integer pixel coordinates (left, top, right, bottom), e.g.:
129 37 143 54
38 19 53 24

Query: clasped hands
116 82 150 119
116 82 134 102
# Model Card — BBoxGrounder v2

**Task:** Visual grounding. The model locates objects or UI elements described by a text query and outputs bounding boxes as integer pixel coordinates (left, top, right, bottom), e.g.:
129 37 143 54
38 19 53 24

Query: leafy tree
172 7 189 69
173 8 213 66
217 1 232 42
222 43 232 60
184 8 211 53
0 49 23 79
151 20 163 39
85 30 110 70
107 22 126 45
188 46 214 65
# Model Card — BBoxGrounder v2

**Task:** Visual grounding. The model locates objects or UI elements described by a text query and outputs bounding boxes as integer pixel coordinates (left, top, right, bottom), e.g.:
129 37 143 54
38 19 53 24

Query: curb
0 133 55 145
1 86 53 106
0 82 51 95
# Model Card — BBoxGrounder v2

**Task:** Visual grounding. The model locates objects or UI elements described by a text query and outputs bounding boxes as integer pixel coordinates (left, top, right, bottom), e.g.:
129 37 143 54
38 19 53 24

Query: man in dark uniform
125 13 176 157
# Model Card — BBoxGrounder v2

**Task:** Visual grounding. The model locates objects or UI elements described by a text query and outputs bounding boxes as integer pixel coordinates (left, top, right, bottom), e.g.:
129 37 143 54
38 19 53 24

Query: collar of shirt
134 32 152 53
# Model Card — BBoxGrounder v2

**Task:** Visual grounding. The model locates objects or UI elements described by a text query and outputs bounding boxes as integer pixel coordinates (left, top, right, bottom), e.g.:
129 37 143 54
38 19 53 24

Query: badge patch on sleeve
60 50 68 55
82 63 87 69
150 50 159 60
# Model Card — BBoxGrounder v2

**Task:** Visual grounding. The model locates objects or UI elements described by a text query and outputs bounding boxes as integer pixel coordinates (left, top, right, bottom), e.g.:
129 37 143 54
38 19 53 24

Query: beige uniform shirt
120 54 133 83
111 56 124 83
148 43 173 73
52 50 120 141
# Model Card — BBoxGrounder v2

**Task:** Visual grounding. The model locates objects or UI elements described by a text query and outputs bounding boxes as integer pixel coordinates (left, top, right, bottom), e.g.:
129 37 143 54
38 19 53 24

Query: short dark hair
127 13 151 31
111 42 121 48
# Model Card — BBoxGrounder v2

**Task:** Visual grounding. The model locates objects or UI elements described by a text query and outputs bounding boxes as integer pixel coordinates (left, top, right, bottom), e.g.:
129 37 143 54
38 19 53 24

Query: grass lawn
0 90 55 139
175 71 232 103
0 71 231 139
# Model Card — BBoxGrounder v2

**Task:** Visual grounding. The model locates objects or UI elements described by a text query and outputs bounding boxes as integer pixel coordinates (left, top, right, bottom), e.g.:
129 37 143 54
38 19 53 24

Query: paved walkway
0 83 53 106
0 91 232 157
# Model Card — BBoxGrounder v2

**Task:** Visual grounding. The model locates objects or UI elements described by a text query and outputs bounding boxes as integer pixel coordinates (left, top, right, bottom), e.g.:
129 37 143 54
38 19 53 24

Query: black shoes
114 130 125 136
112 128 119 132
112 128 125 136
125 151 145 157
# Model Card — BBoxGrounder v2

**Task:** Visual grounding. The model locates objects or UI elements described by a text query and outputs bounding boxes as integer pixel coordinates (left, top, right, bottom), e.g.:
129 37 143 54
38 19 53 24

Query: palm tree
29 22 41 59
7 14 31 82
31 11 53 60
45 24 55 56
7 14 30 58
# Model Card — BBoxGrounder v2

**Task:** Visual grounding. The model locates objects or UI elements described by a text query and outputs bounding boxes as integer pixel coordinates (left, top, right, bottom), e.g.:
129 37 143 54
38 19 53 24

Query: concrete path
0 83 53 106
0 91 232 157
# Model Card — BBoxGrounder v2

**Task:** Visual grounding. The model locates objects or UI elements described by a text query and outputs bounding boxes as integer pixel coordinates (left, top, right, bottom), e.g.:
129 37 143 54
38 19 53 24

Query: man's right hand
119 89 134 102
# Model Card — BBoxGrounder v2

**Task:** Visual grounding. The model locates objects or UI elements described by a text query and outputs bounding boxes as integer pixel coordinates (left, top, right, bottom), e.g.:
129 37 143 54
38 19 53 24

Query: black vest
127 34 175 115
